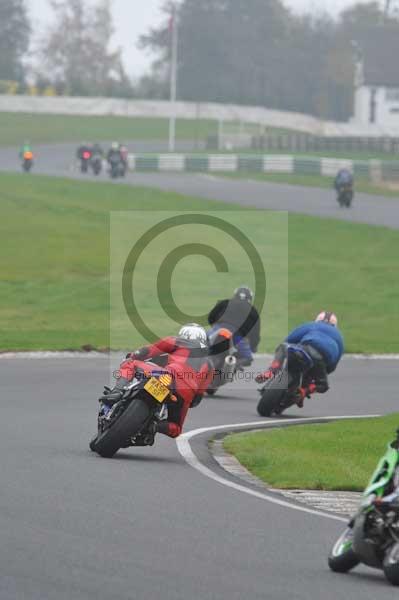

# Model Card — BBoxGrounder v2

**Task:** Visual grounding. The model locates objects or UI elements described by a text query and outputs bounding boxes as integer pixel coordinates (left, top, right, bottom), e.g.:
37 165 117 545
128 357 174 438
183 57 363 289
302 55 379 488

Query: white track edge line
176 415 380 523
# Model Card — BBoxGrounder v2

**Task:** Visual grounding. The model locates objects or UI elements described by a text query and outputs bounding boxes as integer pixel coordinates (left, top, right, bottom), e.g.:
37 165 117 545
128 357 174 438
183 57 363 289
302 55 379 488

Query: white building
354 27 399 128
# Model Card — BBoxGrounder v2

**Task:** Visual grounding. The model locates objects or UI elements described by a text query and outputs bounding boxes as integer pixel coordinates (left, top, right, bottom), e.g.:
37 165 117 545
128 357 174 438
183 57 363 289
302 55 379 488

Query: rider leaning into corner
207 286 260 367
19 140 32 159
334 168 354 191
122 324 215 442
256 311 344 406
107 141 122 164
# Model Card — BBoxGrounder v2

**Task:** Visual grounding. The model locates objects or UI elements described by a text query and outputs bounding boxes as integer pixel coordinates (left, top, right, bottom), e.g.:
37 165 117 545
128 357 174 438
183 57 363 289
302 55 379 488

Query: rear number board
144 377 170 403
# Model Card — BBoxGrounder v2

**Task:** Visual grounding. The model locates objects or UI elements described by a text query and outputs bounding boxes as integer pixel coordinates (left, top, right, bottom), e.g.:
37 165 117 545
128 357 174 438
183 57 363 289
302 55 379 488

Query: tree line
1 0 132 97
2 0 399 120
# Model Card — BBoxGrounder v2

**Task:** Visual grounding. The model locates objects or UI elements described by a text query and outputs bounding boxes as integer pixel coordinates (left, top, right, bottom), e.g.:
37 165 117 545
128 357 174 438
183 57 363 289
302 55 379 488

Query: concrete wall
3 94 399 137
0 95 322 135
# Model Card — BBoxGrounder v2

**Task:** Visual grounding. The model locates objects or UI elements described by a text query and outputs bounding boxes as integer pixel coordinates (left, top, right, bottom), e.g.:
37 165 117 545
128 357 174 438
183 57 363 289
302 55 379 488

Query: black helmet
234 286 254 303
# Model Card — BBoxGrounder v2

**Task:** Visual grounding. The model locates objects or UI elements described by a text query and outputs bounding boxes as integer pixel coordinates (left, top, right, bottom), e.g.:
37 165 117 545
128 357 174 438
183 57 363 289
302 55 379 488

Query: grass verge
0 172 398 351
0 112 218 146
223 415 399 492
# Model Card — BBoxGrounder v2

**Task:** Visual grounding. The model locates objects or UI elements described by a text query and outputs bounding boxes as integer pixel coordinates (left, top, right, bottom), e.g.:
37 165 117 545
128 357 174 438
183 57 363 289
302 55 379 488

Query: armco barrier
126 154 399 181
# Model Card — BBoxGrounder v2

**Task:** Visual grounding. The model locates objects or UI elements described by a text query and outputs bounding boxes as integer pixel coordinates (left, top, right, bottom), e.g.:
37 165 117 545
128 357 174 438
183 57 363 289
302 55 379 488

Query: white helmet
315 311 338 327
178 323 207 347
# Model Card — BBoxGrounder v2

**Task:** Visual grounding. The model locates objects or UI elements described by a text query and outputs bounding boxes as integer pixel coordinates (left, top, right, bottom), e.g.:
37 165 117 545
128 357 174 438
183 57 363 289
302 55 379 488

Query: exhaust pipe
223 355 237 379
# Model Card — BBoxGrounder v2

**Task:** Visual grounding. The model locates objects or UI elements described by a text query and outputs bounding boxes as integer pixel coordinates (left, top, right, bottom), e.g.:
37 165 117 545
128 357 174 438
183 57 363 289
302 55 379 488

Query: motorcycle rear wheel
383 543 399 586
92 398 151 458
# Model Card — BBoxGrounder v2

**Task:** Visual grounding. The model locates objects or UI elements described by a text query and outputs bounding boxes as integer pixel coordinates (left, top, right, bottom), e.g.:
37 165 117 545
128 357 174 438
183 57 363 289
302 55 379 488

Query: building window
386 89 399 102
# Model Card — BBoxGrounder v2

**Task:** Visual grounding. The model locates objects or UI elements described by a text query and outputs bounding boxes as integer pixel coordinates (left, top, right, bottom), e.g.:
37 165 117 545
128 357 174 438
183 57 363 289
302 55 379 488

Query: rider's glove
255 360 282 384
256 371 272 384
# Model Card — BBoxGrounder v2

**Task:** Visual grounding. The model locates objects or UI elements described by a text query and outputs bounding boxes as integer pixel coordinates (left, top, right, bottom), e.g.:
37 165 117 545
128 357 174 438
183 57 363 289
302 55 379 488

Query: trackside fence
127 154 399 182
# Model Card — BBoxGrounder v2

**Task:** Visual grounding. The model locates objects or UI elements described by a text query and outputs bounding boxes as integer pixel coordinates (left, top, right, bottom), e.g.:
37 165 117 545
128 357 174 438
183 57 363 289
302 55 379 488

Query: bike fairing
123 336 214 438
329 430 399 586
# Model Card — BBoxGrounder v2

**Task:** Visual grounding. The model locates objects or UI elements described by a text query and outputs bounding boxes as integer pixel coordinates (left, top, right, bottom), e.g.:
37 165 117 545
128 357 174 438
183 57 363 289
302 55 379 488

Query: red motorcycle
80 150 92 173
90 359 175 458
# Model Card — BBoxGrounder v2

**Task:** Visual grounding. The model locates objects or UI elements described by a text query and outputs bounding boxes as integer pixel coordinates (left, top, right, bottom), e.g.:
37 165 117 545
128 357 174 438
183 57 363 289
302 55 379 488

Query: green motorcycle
328 429 399 585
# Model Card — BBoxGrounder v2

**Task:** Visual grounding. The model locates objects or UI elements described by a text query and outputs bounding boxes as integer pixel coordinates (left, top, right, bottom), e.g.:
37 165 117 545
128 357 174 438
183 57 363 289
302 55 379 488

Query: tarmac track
1 142 398 599
0 356 397 600
1 141 399 228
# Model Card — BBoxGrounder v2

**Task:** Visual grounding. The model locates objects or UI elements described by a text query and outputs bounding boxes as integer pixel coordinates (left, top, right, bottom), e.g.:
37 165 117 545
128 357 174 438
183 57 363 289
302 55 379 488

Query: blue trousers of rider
208 324 253 364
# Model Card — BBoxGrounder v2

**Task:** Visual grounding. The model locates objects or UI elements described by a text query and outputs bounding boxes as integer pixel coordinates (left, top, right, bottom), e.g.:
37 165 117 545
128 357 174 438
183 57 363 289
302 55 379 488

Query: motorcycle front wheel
256 382 286 417
328 527 359 573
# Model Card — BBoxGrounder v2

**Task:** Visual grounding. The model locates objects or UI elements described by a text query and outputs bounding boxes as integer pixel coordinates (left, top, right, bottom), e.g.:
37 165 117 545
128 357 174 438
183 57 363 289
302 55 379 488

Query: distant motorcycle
90 359 175 458
328 429 399 586
90 155 102 176
257 343 316 417
337 184 354 208
109 156 126 179
22 150 34 172
80 150 92 173
207 327 238 395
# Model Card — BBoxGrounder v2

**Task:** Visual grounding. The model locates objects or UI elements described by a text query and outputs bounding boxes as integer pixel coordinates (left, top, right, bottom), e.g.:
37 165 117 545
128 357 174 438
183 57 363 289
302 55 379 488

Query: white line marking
176 415 379 523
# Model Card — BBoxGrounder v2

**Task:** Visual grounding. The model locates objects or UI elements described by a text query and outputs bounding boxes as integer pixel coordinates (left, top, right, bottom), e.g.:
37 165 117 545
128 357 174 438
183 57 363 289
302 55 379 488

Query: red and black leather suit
125 337 214 438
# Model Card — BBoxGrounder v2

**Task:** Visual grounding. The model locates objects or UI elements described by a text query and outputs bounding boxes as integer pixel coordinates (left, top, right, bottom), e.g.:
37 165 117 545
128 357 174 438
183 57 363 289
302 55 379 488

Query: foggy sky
28 0 384 77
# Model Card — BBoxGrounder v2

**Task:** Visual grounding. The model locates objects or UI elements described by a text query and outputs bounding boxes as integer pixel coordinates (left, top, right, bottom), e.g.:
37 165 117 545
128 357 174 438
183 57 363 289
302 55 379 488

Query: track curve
0 356 397 599
1 142 398 597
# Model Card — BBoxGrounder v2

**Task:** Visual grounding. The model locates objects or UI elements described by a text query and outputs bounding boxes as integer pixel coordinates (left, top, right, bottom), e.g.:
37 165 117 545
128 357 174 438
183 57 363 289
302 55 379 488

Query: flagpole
169 4 178 152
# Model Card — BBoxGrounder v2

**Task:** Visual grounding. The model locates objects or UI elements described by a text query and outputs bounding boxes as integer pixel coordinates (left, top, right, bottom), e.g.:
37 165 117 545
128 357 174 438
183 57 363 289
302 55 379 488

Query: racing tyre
383 543 399 586
257 374 287 417
92 398 151 458
328 528 359 573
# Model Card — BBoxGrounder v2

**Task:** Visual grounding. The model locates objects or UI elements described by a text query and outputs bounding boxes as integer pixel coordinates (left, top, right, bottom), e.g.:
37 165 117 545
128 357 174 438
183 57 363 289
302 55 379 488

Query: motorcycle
207 327 238 395
109 156 126 179
80 150 92 173
90 155 102 176
328 429 399 586
22 151 34 172
90 359 175 458
337 184 354 208
257 343 315 417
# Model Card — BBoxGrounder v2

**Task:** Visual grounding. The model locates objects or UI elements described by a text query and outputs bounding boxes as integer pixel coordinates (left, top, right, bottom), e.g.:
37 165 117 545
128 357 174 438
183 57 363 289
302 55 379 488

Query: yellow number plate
144 377 170 403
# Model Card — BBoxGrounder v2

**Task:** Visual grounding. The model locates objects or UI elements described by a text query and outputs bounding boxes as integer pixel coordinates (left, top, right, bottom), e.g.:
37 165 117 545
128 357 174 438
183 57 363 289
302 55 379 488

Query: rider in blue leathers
256 311 344 405
334 168 353 191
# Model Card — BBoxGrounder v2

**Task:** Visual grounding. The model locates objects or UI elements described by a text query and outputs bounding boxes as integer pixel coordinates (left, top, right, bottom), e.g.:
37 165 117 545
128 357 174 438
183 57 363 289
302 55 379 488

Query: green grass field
0 112 218 146
0 172 398 352
223 415 399 491
2 111 399 162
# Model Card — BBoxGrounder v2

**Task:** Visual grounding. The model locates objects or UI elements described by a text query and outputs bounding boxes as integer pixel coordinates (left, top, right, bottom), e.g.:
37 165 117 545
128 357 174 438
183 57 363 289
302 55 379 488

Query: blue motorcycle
257 344 314 417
